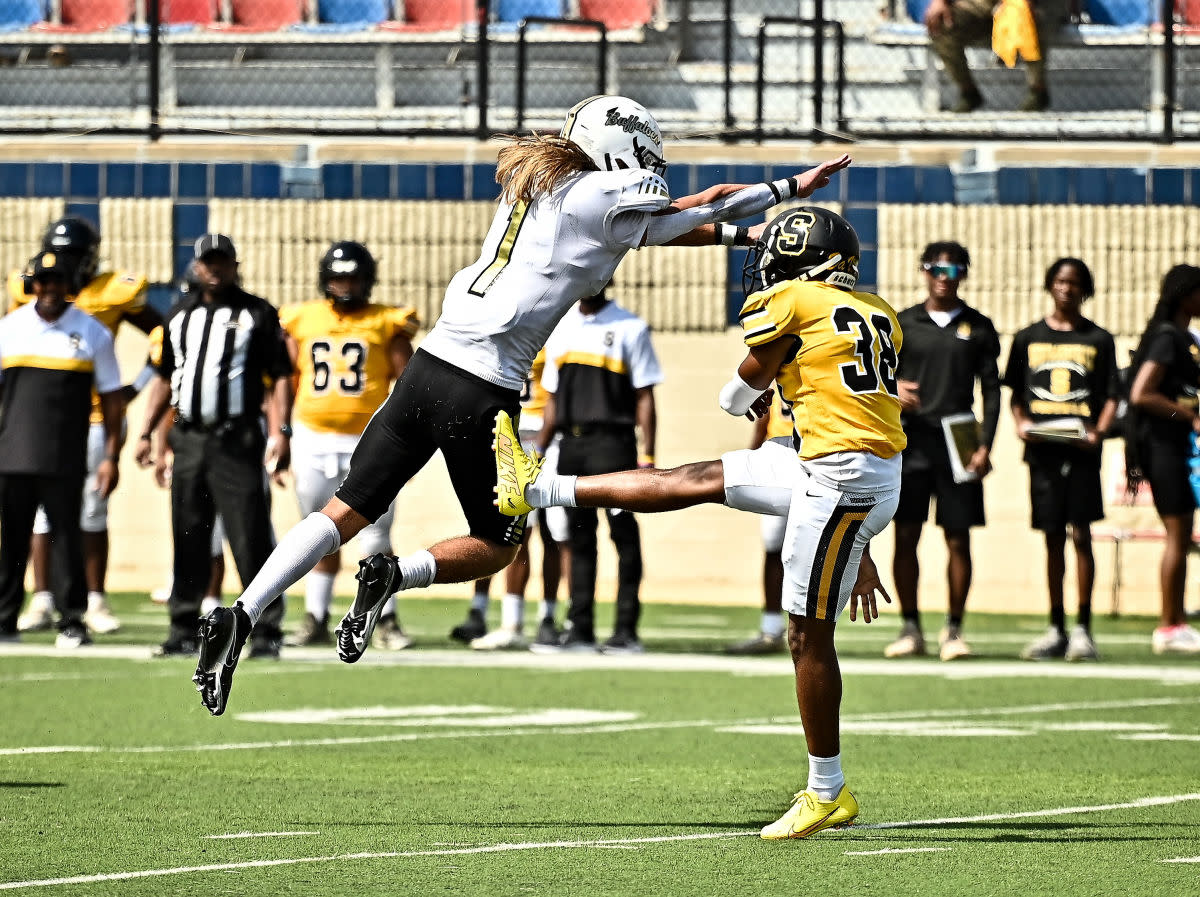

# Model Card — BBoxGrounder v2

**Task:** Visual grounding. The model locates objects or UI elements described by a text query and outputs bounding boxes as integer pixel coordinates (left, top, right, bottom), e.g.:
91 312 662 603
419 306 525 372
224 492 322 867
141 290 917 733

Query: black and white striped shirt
155 286 291 427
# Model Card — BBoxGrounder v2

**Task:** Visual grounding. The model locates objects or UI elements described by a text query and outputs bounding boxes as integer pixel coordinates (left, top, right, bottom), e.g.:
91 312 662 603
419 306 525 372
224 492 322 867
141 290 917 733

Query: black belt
174 415 258 435
564 423 633 437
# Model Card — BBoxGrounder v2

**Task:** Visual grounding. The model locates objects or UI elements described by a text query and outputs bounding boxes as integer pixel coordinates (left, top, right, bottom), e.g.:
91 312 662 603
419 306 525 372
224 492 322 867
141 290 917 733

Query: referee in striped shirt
136 234 294 658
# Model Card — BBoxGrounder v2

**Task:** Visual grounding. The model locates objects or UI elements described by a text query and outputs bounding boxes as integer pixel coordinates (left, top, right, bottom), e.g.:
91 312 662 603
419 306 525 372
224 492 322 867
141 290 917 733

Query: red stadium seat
579 0 655 28
57 0 131 29
162 0 217 25
382 0 475 30
229 0 303 29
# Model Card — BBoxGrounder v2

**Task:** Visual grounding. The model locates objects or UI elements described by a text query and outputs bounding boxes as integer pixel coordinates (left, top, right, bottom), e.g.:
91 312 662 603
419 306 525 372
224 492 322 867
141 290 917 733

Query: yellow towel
992 0 1041 66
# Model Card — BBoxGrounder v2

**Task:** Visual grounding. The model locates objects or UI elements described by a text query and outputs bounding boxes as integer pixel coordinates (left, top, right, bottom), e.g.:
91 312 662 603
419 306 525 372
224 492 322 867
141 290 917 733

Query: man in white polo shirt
0 251 124 648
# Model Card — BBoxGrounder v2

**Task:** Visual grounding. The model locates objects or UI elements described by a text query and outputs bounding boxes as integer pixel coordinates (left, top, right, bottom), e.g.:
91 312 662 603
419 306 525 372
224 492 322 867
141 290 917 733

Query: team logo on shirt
68 332 81 350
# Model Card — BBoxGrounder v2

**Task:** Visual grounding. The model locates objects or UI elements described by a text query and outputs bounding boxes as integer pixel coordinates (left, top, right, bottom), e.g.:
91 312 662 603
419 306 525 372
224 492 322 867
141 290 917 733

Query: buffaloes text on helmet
742 206 860 296
41 215 100 293
320 241 377 306
559 95 666 177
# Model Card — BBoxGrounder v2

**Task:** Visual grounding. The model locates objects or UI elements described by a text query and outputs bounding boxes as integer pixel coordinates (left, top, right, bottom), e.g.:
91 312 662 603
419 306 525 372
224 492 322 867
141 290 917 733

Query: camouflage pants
930 0 1067 92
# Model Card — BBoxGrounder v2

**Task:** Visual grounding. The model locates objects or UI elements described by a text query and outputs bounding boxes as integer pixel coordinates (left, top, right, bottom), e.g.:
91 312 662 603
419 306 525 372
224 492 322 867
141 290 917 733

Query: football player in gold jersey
494 206 906 840
279 241 419 649
11 217 161 637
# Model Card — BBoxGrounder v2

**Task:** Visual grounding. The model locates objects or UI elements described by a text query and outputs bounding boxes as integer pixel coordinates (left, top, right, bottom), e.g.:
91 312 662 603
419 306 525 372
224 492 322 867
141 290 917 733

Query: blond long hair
495 134 597 205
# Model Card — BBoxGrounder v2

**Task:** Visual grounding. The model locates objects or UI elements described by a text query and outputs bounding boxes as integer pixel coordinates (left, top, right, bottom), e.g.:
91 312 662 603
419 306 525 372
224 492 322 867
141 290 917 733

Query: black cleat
449 608 487 644
336 554 401 663
192 604 252 716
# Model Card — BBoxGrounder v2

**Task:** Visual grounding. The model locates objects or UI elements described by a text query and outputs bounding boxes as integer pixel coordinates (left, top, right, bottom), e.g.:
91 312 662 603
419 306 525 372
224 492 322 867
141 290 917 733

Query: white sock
396 549 437 591
526 472 578 509
807 753 845 801
538 599 557 622
237 512 341 625
470 588 489 613
32 590 54 611
761 611 784 638
305 571 335 621
381 595 397 617
501 593 524 629
87 591 105 608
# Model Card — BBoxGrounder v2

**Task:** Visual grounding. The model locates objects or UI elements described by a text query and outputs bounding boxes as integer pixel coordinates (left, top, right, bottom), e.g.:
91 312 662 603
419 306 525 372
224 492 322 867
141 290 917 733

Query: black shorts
1139 437 1196 518
1026 447 1104 532
335 350 527 546
893 423 985 530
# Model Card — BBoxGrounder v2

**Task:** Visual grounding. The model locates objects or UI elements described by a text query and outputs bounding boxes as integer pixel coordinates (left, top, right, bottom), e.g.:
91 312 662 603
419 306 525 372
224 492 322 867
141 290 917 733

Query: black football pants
557 427 643 640
167 419 283 643
0 473 86 634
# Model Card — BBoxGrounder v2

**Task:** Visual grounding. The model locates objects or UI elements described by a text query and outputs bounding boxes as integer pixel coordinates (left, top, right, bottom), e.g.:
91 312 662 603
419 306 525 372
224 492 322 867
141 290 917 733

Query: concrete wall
105 329 1166 618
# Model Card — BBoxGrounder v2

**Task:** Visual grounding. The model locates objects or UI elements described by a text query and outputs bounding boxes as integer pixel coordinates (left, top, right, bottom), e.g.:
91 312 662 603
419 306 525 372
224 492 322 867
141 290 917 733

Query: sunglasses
922 262 965 279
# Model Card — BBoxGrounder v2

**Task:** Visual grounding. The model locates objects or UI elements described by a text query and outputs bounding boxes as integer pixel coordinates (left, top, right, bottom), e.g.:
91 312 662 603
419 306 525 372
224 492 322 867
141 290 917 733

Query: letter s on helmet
743 206 860 296
559 95 666 177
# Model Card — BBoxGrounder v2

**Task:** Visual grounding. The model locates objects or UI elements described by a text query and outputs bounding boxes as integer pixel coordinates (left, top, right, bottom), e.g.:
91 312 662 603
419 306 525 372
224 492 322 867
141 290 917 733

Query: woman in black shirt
1127 263 1200 655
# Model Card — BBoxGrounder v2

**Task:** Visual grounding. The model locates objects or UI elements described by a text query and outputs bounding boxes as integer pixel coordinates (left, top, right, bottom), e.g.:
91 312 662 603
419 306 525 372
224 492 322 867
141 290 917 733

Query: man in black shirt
1005 258 1118 662
887 241 1001 661
136 234 294 658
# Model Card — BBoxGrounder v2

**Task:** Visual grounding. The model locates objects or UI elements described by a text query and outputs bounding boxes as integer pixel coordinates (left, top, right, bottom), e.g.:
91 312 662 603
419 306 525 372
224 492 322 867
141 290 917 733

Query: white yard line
1162 857 1200 863
845 847 952 856
2 643 1199 684
2 793 1197 891
204 832 319 840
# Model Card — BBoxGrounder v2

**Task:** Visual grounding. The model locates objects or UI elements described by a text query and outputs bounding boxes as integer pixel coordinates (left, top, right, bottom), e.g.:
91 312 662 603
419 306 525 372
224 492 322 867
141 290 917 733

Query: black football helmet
320 241 376 306
742 206 860 296
41 216 100 293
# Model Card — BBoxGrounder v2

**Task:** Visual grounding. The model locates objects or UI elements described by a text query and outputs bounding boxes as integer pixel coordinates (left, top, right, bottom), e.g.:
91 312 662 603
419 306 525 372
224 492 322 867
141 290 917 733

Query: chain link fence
0 0 1194 138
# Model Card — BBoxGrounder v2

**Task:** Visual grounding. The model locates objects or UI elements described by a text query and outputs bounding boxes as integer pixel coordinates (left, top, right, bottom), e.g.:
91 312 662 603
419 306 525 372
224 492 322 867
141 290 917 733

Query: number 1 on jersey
469 200 529 296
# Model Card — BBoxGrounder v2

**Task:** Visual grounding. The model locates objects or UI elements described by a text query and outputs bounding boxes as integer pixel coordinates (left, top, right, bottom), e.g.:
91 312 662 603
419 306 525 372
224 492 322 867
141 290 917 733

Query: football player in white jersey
192 94 851 716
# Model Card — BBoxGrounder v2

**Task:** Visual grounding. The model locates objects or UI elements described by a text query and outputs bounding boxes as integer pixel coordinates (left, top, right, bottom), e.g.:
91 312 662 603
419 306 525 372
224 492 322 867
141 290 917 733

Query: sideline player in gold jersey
280 241 419 649
494 206 906 840
10 216 161 637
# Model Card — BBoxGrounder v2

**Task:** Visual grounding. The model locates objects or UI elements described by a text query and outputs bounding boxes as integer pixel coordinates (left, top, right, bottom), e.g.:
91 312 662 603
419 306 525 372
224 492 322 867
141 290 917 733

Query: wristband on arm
718 373 763 417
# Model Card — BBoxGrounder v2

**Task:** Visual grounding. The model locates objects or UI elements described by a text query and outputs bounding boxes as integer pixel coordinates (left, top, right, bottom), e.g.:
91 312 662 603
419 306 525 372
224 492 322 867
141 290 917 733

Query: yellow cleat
492 410 542 517
760 785 859 840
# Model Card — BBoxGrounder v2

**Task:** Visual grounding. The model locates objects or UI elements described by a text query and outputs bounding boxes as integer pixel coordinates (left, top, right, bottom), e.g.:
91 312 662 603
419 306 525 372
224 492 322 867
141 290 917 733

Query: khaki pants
930 0 1067 92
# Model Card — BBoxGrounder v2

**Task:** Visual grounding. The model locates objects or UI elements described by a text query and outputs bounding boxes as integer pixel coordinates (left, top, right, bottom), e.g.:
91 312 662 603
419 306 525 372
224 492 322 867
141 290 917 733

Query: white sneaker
884 620 926 658
939 625 972 661
471 626 528 651
84 593 121 634
1065 625 1099 662
1020 626 1068 661
1152 624 1200 655
150 585 171 605
17 592 55 632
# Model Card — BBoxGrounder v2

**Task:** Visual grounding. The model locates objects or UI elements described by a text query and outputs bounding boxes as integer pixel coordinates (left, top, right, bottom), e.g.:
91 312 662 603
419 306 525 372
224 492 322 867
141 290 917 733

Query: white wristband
719 373 762 416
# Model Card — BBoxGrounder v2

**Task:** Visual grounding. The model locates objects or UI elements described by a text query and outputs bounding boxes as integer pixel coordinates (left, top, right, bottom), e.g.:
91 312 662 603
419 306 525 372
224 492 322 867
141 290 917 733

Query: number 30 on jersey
832 306 898 397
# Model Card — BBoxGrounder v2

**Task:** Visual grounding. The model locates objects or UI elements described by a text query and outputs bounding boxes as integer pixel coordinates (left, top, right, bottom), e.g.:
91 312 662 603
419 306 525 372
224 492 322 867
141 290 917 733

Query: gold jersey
739 280 906 460
8 267 149 422
281 300 419 435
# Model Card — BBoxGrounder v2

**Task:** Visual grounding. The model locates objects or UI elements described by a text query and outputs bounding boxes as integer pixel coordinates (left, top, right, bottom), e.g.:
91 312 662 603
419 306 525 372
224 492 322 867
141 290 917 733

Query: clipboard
941 412 981 484
1025 417 1088 444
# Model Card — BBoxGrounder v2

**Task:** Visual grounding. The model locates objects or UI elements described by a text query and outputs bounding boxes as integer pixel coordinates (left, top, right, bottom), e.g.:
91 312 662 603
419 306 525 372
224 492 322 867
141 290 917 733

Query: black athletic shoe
285 612 331 647
534 617 560 647
192 604 252 716
336 553 401 664
449 608 487 644
153 635 199 657
248 635 281 660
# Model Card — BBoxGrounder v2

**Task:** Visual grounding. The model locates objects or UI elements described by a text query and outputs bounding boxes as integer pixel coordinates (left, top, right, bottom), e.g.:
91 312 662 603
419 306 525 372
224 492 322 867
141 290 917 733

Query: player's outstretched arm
650 155 853 247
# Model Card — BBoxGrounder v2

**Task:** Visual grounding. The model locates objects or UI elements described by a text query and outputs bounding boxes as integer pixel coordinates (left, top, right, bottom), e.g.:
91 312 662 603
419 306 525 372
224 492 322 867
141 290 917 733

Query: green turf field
2 593 1199 896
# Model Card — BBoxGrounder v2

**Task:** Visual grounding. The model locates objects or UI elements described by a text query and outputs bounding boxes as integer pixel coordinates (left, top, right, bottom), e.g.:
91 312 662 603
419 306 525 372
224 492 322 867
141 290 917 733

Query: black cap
31 251 72 279
194 233 237 261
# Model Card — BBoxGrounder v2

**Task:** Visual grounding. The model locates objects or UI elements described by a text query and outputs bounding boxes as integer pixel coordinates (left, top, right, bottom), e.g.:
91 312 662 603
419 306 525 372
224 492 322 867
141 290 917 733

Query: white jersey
418 168 670 392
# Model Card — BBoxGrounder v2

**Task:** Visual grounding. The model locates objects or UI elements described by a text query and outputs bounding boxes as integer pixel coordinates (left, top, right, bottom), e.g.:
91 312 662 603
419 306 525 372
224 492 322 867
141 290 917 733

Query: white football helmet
559 95 666 177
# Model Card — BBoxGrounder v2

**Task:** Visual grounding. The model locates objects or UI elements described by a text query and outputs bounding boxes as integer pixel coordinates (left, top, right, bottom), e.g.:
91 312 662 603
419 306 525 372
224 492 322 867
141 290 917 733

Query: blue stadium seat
496 0 563 23
1084 0 1154 24
0 0 43 29
318 0 389 25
